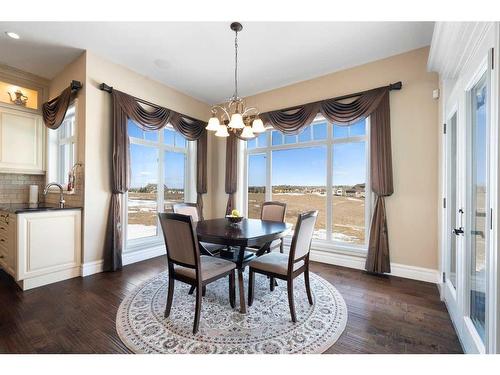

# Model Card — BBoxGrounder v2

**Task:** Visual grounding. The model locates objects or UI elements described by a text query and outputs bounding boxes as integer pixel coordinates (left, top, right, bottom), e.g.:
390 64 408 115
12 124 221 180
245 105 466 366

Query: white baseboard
122 244 166 266
81 259 104 276
80 244 438 284
310 248 440 284
18 267 81 290
390 262 440 284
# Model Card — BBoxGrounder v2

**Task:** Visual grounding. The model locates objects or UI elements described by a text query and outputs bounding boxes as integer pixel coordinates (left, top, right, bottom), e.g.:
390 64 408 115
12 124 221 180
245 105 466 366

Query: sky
249 120 367 187
129 120 186 189
129 119 368 189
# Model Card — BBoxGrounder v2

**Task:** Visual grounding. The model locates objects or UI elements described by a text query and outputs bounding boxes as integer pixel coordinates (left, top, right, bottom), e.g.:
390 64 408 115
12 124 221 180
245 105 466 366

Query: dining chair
247 210 318 323
249 201 287 253
159 212 236 334
173 202 224 255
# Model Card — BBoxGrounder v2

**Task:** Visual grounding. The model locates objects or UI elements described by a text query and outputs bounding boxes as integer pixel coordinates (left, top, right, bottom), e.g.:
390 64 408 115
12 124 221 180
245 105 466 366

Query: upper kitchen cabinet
0 64 48 174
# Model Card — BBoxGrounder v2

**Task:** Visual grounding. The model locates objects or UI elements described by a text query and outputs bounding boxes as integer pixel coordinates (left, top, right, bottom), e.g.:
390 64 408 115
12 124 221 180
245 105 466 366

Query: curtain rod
71 80 82 92
264 81 402 114
98 82 206 123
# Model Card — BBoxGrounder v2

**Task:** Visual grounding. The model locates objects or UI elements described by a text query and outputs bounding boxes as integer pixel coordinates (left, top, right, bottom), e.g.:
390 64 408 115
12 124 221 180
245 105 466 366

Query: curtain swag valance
230 82 401 274
42 80 82 129
101 85 208 271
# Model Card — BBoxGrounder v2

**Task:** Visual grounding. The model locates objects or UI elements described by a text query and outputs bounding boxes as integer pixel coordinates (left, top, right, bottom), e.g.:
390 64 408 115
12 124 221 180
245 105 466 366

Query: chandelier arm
211 105 231 122
242 107 260 116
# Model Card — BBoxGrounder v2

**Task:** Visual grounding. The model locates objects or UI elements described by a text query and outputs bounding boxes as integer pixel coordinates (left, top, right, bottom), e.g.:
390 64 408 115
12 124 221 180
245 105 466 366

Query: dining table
195 218 291 313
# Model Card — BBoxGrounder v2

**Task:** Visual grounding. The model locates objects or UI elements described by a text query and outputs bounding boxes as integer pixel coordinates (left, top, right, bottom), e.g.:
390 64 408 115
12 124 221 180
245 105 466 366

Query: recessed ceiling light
5 32 20 40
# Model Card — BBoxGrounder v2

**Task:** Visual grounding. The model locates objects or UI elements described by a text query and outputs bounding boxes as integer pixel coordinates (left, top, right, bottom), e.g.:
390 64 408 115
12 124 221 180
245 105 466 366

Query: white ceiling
0 22 434 104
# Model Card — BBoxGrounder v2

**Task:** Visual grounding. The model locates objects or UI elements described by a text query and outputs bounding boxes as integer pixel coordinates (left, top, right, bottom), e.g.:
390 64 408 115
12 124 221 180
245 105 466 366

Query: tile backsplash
0 173 46 204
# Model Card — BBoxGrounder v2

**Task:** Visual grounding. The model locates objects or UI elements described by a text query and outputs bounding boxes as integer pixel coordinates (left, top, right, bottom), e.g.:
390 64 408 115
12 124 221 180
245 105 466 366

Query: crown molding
428 22 494 79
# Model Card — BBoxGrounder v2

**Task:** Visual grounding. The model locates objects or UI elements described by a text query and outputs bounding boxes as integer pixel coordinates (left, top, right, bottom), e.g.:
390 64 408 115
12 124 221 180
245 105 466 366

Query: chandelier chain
234 28 239 99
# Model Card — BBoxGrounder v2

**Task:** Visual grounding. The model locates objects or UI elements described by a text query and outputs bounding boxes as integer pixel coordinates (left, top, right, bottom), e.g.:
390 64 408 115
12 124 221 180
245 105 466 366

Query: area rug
116 270 347 354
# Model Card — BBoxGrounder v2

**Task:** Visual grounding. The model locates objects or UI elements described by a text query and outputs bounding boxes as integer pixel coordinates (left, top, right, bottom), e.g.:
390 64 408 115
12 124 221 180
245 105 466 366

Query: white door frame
440 24 499 353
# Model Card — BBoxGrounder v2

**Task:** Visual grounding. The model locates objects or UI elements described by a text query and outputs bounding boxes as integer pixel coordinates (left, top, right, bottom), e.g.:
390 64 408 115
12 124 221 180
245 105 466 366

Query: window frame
125 123 196 251
243 115 371 253
46 99 78 191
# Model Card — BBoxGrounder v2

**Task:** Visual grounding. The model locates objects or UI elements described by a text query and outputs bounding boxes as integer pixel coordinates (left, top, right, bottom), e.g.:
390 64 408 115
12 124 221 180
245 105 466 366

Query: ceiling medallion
206 22 265 139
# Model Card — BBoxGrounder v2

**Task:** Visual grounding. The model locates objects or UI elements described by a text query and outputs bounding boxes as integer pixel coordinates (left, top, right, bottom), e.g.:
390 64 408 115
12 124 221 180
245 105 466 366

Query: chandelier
205 22 265 139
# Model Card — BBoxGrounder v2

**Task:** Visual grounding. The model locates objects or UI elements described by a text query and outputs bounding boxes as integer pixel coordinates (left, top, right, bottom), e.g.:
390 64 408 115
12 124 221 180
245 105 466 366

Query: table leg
238 268 246 314
235 245 247 313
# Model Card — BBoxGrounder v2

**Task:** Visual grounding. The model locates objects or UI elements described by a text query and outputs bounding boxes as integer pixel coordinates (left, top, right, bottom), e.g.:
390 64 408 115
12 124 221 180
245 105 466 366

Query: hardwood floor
0 256 463 354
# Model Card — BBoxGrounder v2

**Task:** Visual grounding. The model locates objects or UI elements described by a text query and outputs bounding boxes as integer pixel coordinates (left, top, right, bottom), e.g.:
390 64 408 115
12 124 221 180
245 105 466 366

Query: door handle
453 227 464 235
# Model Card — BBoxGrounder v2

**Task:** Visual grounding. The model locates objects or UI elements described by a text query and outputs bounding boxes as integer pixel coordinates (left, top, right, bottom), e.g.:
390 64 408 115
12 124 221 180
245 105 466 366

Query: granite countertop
0 203 83 214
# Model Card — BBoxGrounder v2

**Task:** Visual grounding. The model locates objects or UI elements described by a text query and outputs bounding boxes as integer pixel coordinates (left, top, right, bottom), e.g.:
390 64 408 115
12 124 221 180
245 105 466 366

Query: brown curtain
365 91 393 273
196 132 208 220
225 134 238 215
103 89 207 271
259 86 394 274
42 86 72 129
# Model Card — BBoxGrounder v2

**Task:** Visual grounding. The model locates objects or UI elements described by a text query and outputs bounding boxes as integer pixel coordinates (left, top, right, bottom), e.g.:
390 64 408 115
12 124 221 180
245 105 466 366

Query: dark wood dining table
195 218 290 313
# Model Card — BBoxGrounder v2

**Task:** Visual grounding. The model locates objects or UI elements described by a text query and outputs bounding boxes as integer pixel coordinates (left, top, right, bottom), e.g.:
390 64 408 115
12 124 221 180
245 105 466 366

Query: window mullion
157 131 164 241
326 123 333 242
266 149 272 202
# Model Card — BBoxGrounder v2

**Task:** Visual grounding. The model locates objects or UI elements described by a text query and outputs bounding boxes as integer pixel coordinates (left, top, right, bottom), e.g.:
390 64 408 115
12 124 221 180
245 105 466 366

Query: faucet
43 183 66 208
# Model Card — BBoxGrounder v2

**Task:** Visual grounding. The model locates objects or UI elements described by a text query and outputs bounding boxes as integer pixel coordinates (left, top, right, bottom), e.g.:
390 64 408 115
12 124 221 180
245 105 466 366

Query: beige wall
212 47 440 270
83 51 211 263
46 52 86 208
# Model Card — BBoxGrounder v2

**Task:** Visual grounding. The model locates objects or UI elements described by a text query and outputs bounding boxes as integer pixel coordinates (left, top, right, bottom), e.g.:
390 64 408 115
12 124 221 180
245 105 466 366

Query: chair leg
188 285 195 295
248 269 255 307
304 268 313 305
270 276 275 291
229 270 236 308
164 275 175 318
193 283 202 334
280 239 284 253
202 286 206 297
287 278 297 323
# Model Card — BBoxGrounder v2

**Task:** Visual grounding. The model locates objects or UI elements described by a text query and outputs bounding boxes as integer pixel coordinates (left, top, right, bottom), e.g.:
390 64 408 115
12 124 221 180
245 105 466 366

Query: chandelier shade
206 116 221 131
215 124 230 137
240 125 254 139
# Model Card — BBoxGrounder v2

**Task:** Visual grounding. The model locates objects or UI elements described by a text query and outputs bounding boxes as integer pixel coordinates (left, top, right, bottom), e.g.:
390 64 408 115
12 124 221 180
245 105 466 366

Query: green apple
231 209 240 217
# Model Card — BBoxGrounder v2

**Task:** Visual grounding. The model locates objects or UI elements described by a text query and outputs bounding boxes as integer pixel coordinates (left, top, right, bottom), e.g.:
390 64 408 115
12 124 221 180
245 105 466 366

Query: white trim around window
124 124 196 253
243 115 372 254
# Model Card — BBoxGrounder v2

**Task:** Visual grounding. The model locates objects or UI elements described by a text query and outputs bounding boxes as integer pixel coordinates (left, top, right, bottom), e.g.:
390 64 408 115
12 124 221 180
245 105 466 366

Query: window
47 101 77 187
245 115 370 248
127 120 194 244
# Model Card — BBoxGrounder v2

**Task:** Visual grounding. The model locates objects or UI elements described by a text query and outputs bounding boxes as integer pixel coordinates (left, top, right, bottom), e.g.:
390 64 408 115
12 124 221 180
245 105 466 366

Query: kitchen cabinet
0 207 81 290
0 107 44 174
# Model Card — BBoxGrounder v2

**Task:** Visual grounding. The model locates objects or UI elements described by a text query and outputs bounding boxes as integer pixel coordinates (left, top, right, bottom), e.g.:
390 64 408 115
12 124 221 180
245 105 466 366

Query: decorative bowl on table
226 209 243 225
225 215 243 224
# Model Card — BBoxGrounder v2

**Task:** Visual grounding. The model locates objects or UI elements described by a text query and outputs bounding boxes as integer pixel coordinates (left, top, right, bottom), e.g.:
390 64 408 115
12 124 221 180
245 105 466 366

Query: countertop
0 203 83 214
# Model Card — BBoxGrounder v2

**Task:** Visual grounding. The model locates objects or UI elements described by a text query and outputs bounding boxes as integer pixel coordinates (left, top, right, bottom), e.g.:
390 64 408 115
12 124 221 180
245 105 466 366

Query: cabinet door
0 108 44 173
16 210 81 281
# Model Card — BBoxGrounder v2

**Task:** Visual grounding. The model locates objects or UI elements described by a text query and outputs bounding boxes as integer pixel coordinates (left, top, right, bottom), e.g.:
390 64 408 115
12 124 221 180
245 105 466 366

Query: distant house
345 189 356 197
353 183 366 198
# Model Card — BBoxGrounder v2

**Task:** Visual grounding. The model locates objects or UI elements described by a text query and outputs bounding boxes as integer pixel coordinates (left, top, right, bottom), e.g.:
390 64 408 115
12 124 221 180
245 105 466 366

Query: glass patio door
467 72 489 344
443 111 461 321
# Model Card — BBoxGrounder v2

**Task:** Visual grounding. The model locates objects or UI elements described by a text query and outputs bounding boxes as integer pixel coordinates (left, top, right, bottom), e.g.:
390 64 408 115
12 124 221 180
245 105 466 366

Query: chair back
261 201 287 222
159 212 199 267
289 211 318 263
173 203 200 222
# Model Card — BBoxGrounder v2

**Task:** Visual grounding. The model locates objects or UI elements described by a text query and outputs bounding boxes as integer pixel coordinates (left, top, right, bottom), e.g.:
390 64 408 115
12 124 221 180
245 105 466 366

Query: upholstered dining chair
159 213 236 334
173 202 224 255
247 210 318 323
249 201 287 253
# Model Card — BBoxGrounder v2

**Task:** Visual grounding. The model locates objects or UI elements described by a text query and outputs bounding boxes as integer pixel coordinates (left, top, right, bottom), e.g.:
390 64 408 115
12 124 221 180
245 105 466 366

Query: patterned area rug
116 270 347 354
